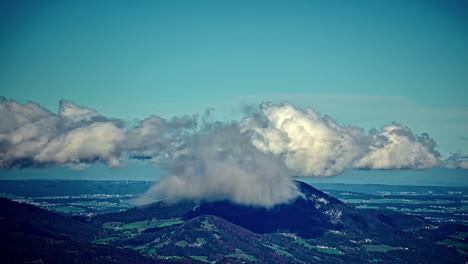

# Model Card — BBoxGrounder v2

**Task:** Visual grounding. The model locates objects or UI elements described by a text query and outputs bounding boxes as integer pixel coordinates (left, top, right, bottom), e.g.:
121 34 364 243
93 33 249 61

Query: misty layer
241 102 442 176
139 124 300 207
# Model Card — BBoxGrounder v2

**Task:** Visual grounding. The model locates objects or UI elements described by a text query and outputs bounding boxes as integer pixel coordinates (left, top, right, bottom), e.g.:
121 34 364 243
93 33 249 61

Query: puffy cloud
241 102 365 177
1 98 465 207
0 98 196 169
59 99 100 122
34 122 125 168
139 124 300 207
124 115 196 160
0 98 126 168
354 123 441 170
444 153 468 169
0 98 62 168
242 102 443 177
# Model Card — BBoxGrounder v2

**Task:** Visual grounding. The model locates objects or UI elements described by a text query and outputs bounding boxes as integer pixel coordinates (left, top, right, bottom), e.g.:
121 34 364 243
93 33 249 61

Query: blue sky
1 0 467 184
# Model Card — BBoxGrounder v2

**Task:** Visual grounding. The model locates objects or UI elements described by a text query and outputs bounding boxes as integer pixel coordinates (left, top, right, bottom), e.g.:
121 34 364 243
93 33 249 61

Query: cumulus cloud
241 102 365 176
59 99 101 122
354 123 441 170
139 124 301 207
0 98 126 168
124 115 196 161
34 122 126 168
241 102 442 177
0 98 197 169
1 98 466 207
444 153 468 169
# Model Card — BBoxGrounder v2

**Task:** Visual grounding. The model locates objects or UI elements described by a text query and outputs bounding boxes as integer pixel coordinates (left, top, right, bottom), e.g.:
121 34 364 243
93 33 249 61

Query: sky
1 0 467 188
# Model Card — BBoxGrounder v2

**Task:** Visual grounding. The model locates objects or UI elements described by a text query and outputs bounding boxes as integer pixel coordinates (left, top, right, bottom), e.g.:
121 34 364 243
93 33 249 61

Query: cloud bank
0 98 465 207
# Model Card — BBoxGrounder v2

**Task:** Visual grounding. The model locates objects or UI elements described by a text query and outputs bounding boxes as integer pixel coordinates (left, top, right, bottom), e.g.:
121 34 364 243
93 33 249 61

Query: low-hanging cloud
1 98 466 207
139 124 301 207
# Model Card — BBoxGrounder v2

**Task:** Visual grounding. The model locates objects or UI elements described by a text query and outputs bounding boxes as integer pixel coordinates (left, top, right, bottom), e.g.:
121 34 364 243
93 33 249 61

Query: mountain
187 181 407 238
0 198 160 264
112 215 299 263
1 181 467 263
93 181 466 263
0 197 98 242
91 200 198 227
0 231 158 264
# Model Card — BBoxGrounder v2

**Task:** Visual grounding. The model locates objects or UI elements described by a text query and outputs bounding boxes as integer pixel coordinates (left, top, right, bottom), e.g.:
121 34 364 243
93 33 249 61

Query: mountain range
1 181 466 263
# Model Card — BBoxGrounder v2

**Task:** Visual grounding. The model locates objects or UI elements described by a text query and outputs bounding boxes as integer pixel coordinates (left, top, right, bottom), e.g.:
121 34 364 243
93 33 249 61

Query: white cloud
1 98 465 207
0 98 195 169
241 102 364 177
34 122 125 168
0 99 126 168
353 123 440 170
59 99 100 122
242 102 443 177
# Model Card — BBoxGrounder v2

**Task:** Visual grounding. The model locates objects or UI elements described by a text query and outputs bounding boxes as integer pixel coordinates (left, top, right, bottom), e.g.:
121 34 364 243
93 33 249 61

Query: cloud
34 122 125 168
0 98 126 168
1 98 465 207
59 99 101 122
241 102 442 176
139 124 300 207
124 115 196 161
354 123 441 170
0 98 197 169
444 153 468 170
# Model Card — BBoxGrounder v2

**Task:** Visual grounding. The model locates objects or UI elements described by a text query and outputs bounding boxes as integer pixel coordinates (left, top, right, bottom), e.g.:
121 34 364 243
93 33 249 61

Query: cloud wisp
0 98 465 207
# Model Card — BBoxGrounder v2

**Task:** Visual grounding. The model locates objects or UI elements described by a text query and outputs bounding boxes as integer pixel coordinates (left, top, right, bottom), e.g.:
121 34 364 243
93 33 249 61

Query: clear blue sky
1 0 467 183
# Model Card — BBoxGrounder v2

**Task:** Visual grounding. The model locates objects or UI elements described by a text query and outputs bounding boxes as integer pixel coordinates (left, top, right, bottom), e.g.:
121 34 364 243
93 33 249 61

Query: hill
0 198 162 263
1 181 467 263
92 181 467 263
0 197 98 241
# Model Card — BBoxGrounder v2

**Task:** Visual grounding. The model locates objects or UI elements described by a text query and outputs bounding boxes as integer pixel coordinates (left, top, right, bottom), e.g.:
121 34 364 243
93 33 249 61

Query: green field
102 221 124 230
437 239 468 250
262 244 293 257
175 240 188 247
364 245 398 253
295 239 343 255
92 237 119 244
228 248 258 261
189 256 211 263
157 220 185 227
103 220 184 231
202 219 215 231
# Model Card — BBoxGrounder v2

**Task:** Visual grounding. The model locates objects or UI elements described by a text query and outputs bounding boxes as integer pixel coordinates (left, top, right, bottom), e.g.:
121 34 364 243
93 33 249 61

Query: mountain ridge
1 181 466 263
